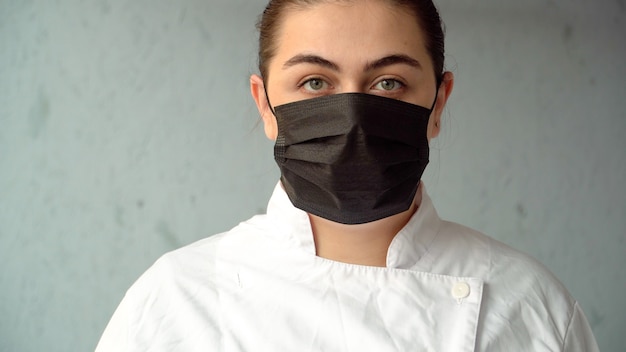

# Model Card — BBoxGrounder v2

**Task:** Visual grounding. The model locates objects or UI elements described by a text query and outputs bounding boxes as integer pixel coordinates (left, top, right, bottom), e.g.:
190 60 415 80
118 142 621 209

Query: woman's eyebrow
282 53 422 72
282 54 340 71
365 54 422 72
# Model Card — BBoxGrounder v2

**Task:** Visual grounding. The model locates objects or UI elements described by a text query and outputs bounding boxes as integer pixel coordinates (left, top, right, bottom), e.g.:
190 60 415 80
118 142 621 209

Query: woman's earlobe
250 74 278 140
428 114 441 140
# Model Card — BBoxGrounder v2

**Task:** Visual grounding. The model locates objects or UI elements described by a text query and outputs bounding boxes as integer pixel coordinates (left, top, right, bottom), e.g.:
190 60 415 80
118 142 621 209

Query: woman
97 0 599 350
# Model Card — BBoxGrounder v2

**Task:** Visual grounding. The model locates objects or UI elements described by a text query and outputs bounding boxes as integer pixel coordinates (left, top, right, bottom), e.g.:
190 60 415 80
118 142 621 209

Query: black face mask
272 93 435 225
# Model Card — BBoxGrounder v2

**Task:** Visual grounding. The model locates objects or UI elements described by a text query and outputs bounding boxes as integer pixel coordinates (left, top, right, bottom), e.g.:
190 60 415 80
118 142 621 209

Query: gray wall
0 0 624 351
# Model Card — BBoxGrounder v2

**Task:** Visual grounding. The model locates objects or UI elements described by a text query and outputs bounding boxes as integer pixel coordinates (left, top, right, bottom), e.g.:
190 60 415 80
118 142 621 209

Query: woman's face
251 0 453 140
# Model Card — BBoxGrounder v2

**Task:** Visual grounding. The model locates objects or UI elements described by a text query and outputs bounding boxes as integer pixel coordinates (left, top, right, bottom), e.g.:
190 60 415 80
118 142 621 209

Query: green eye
375 79 402 91
305 79 325 91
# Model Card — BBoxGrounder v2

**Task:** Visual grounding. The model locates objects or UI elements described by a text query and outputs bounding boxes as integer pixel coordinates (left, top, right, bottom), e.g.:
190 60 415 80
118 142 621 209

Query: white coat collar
266 181 442 269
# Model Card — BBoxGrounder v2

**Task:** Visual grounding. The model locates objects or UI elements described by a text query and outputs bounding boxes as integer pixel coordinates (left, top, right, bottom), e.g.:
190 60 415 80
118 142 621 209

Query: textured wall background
0 0 624 351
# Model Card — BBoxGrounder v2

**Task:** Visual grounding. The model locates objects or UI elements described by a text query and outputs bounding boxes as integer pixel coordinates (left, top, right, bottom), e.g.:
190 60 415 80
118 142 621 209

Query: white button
451 282 470 300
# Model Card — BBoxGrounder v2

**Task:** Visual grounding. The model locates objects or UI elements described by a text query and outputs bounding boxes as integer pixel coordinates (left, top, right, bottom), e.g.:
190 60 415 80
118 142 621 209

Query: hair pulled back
256 0 445 83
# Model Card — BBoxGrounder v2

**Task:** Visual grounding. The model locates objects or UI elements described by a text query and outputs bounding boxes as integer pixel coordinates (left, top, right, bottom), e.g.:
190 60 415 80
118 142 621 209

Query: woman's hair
256 0 445 83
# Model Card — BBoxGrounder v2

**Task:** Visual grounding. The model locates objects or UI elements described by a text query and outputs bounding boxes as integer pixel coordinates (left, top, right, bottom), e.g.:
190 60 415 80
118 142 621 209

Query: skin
250 0 454 267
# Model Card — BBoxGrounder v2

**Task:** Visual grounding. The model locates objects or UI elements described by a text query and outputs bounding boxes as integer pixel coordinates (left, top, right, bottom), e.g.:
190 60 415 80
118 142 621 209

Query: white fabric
96 183 599 351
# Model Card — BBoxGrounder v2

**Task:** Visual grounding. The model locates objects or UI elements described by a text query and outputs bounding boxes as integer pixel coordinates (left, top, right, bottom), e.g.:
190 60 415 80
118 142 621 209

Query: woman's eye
302 78 327 91
374 79 403 91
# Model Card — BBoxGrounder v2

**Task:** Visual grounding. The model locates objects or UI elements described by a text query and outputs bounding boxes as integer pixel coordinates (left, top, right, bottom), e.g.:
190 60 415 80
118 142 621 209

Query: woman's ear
250 74 278 140
428 71 454 139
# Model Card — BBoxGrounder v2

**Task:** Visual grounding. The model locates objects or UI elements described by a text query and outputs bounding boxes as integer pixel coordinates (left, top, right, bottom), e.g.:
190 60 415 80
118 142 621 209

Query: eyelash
372 79 405 91
297 77 407 95
298 78 329 92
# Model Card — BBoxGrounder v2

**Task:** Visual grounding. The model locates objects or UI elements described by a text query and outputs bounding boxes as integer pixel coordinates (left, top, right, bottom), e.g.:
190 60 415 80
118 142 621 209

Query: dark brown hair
256 0 445 83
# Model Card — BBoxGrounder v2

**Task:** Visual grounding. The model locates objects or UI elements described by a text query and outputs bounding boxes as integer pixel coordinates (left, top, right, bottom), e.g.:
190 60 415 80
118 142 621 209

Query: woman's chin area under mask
309 184 423 267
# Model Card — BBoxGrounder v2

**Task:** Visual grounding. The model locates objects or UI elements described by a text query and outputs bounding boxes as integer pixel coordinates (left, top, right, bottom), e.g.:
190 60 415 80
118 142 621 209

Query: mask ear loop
263 81 287 163
263 81 278 117
429 75 443 112
430 75 443 128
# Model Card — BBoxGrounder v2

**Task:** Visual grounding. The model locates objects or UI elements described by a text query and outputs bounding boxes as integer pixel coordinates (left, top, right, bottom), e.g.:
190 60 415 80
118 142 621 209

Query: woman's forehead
272 1 431 69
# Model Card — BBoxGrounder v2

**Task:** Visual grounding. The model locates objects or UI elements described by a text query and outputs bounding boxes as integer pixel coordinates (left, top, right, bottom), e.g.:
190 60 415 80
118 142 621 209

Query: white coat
96 183 599 351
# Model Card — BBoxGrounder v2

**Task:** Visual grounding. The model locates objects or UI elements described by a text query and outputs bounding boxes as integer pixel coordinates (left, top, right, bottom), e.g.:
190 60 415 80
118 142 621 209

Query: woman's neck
309 187 422 267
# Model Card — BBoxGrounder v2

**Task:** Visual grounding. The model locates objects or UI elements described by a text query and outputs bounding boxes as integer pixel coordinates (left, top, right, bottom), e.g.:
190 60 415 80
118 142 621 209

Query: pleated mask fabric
273 93 432 224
